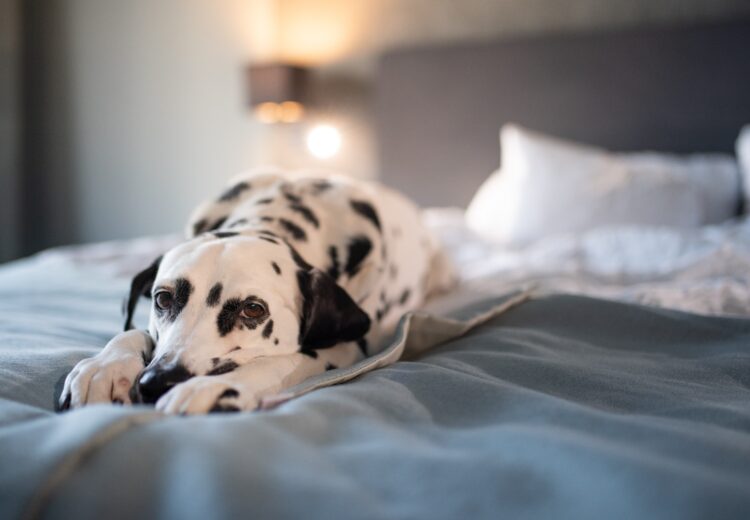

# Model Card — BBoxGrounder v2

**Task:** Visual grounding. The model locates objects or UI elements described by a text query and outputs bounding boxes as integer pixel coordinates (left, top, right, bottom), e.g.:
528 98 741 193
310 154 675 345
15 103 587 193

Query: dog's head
125 232 370 403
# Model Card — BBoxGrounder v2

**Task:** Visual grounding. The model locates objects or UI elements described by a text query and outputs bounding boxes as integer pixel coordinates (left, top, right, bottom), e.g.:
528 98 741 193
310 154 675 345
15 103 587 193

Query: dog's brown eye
241 302 266 319
154 291 173 310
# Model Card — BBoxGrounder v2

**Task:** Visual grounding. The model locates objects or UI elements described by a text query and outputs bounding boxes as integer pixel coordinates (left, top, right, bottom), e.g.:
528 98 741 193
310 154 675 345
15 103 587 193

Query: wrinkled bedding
428 209 750 317
1 221 750 519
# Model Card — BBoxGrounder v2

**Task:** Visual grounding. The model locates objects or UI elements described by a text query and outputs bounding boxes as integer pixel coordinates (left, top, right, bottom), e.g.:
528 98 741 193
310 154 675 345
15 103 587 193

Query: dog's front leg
59 329 154 410
155 342 363 415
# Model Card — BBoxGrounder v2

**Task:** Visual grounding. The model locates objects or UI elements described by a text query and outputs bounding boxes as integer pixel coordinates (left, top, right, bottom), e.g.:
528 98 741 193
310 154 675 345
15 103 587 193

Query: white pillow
466 125 740 245
737 125 750 210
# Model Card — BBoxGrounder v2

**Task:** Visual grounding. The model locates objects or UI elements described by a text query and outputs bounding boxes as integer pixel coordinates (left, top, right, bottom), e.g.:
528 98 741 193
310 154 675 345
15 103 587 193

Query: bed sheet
1 221 749 519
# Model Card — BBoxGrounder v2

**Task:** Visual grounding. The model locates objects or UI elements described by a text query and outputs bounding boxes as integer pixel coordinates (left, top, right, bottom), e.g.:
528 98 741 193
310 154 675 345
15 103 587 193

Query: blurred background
2 0 750 262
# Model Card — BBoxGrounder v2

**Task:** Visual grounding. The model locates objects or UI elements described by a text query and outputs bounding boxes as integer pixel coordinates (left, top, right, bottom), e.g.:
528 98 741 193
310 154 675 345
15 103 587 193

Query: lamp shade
247 63 308 106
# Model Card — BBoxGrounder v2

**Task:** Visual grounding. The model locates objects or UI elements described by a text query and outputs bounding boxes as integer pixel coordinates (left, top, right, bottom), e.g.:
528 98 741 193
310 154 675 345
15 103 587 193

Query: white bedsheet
426 209 750 317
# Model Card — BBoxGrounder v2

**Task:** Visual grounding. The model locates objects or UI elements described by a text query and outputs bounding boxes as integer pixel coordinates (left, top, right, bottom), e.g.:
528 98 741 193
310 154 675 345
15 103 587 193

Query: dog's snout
136 363 193 404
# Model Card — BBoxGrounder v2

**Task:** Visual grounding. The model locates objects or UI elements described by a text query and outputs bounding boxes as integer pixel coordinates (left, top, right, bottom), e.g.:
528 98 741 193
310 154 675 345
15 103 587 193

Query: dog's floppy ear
123 255 162 331
297 268 370 353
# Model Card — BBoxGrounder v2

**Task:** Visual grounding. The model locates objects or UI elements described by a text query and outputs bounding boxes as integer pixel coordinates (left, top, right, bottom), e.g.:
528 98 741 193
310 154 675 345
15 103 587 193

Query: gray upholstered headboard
376 21 750 207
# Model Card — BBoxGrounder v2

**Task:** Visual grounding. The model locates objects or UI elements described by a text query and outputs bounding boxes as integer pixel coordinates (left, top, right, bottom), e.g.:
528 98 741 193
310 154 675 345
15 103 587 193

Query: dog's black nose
136 363 193 404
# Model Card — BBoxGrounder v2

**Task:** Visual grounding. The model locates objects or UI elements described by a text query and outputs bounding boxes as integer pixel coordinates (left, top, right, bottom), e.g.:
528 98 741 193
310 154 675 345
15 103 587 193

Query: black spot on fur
288 245 312 270
163 278 193 322
192 219 208 236
279 218 307 241
217 296 270 336
345 236 372 277
357 338 368 356
207 361 239 376
218 181 250 202
325 362 337 371
220 388 239 399
350 199 381 232
272 262 282 275
208 217 227 231
289 203 320 228
228 218 248 228
255 197 273 205
327 246 340 280
274 338 279 345
211 357 220 366
262 319 274 339
229 346 241 352
213 231 238 239
376 301 392 322
258 216 274 222
217 298 242 336
259 236 278 244
399 289 411 305
311 180 332 193
206 283 223 307
282 187 302 204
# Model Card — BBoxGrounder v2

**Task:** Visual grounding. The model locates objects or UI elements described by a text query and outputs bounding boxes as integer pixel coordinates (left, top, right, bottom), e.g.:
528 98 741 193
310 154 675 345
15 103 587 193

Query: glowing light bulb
306 125 341 159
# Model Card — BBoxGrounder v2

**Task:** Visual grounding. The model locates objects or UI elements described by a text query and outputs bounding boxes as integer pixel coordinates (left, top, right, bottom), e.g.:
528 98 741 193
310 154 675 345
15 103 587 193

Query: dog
59 170 455 414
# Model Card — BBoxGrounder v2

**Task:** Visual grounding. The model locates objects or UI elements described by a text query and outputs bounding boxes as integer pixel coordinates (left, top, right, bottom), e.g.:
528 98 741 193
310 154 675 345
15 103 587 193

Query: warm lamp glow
254 101 304 124
278 0 365 64
278 101 304 123
307 125 341 159
255 102 280 124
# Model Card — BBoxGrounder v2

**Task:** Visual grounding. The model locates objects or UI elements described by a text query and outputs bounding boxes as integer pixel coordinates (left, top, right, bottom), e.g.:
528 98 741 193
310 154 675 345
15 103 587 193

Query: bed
3 20 750 520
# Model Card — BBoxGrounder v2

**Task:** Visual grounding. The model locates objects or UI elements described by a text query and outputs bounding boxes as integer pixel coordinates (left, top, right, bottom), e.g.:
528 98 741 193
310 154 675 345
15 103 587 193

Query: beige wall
23 0 267 250
68 0 265 243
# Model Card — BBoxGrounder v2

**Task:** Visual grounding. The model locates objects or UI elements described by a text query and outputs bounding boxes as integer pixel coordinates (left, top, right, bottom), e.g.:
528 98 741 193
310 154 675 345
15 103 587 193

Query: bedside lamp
247 63 308 123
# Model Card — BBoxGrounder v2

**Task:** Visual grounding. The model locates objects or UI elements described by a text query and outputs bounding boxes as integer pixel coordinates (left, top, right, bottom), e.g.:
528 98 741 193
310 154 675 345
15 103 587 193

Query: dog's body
60 170 455 414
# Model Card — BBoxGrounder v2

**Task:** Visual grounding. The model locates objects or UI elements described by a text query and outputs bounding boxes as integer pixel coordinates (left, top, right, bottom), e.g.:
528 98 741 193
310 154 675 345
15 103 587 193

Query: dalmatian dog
59 169 455 414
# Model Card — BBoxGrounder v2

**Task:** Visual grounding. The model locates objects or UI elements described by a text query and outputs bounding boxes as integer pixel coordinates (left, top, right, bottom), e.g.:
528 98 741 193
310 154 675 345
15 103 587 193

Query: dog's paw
155 376 250 415
59 330 152 410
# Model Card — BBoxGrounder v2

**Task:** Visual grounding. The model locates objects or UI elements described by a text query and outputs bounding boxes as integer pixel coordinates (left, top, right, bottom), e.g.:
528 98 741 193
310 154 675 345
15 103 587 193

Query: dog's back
186 170 455 350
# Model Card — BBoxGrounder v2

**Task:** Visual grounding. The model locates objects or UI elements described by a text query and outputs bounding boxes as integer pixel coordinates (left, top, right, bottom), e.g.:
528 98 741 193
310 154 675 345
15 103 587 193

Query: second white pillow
466 125 740 245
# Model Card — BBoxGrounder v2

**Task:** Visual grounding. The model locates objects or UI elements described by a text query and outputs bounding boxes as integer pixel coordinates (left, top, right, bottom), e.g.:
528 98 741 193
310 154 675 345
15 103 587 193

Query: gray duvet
1 252 749 520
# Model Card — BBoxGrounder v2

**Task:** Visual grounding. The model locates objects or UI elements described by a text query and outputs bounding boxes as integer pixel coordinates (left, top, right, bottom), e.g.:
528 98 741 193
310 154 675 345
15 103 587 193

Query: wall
18 0 750 255
22 0 266 252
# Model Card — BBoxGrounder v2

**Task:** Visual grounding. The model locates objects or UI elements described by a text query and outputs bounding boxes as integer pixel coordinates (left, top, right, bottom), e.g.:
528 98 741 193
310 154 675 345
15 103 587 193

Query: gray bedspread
0 251 749 520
